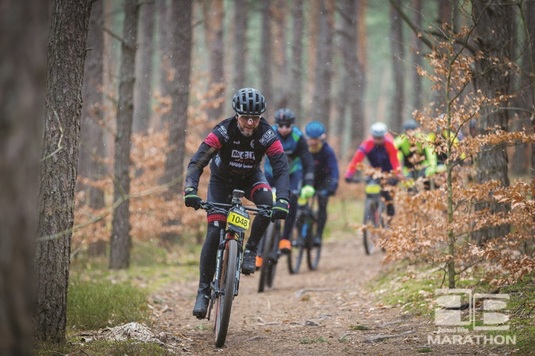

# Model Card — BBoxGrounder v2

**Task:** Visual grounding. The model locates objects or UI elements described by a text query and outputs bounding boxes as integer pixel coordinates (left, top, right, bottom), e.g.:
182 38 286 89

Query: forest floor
148 230 516 356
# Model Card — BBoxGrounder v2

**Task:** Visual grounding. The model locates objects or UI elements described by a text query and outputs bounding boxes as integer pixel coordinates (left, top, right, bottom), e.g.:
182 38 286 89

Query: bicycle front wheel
362 198 378 255
306 220 321 271
214 239 238 348
258 222 279 293
288 216 305 274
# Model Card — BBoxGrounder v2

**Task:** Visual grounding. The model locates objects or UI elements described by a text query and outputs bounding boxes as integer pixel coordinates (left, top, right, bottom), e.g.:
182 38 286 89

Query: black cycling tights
198 188 272 286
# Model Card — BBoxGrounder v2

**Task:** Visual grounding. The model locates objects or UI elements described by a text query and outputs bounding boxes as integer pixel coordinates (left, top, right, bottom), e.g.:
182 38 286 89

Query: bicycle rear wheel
258 222 279 292
288 216 305 274
214 239 237 348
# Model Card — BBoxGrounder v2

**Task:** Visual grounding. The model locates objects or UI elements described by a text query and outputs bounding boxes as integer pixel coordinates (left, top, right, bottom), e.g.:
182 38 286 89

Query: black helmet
402 119 419 131
274 108 296 124
232 88 266 115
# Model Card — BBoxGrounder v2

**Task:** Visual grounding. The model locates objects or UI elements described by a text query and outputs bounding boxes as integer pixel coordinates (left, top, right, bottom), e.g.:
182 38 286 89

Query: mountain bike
257 218 282 292
288 195 321 274
351 177 386 255
199 189 271 348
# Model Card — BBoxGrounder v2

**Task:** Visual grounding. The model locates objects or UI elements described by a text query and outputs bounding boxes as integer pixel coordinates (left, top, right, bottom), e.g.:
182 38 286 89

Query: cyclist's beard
238 122 255 137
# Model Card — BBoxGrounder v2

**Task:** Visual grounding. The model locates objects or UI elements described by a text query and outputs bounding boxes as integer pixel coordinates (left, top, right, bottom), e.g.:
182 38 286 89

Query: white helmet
370 122 388 138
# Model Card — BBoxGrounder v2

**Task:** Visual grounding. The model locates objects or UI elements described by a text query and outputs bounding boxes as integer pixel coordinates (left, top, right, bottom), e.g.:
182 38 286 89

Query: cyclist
394 119 437 190
184 88 290 319
304 121 339 246
262 108 315 259
344 122 401 220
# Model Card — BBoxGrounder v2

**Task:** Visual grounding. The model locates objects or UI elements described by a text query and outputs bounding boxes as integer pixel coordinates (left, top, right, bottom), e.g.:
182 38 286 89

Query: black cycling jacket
185 116 291 201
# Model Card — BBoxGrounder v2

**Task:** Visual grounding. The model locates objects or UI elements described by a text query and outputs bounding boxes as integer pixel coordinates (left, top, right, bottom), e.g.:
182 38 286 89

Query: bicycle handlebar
199 201 272 218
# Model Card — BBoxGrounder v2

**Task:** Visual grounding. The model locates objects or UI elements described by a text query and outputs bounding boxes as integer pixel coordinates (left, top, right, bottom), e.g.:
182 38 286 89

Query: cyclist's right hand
184 187 201 210
271 198 289 222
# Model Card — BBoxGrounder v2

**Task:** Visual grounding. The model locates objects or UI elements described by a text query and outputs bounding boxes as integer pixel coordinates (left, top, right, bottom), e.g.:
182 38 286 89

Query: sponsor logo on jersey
231 150 255 160
259 129 276 146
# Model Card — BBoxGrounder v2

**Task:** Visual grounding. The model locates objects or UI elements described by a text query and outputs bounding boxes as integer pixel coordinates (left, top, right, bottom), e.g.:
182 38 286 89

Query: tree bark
162 0 193 198
411 0 423 112
35 0 92 343
311 0 334 123
390 0 405 133
109 0 138 270
271 0 289 110
289 0 304 123
339 0 365 156
156 0 172 127
134 0 154 133
202 0 225 121
232 0 248 91
261 0 274 118
472 0 513 242
79 0 106 210
0 1 48 353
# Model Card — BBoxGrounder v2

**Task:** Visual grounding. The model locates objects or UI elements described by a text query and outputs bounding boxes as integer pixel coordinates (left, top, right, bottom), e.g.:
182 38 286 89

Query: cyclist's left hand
300 185 315 199
271 198 289 222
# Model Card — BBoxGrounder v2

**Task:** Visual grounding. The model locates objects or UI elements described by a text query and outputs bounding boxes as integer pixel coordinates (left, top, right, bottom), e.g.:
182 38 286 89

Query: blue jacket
264 126 314 186
311 142 339 193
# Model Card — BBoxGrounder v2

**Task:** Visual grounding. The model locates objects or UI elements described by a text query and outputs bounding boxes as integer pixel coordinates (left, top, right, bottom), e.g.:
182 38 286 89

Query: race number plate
227 211 250 230
365 184 382 194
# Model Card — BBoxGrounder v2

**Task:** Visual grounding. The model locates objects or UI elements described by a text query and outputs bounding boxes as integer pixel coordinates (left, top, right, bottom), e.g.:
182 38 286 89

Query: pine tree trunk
472 0 513 243
202 0 225 121
390 0 405 133
157 0 172 126
232 0 248 91
261 0 273 117
109 0 138 270
0 1 48 353
162 0 193 199
36 0 92 343
339 0 365 156
289 0 304 123
411 0 423 112
134 0 154 133
311 0 334 123
79 0 106 210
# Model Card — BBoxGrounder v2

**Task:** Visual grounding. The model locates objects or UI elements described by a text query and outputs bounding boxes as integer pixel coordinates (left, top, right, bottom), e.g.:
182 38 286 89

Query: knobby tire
214 239 238 348
306 217 321 270
258 222 278 292
288 215 305 274
362 198 377 255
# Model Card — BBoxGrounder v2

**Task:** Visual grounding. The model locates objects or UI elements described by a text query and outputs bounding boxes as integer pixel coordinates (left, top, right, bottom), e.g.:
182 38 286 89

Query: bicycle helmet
274 108 296 124
370 122 388 138
232 88 266 115
402 119 419 131
305 121 326 138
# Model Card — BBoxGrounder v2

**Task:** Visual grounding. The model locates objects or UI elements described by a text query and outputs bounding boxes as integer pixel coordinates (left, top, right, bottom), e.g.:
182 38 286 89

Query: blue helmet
305 121 326 138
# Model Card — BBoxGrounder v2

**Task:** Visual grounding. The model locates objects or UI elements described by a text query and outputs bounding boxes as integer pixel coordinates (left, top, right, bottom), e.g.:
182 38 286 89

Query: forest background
1 0 534 353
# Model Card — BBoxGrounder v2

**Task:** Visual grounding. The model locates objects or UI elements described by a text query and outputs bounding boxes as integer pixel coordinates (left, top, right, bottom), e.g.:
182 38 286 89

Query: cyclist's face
237 115 261 137
307 137 322 152
372 136 385 145
277 122 292 137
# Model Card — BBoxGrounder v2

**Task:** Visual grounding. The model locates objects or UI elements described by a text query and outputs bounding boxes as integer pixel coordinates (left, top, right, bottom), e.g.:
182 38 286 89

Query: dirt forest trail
150 231 506 355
